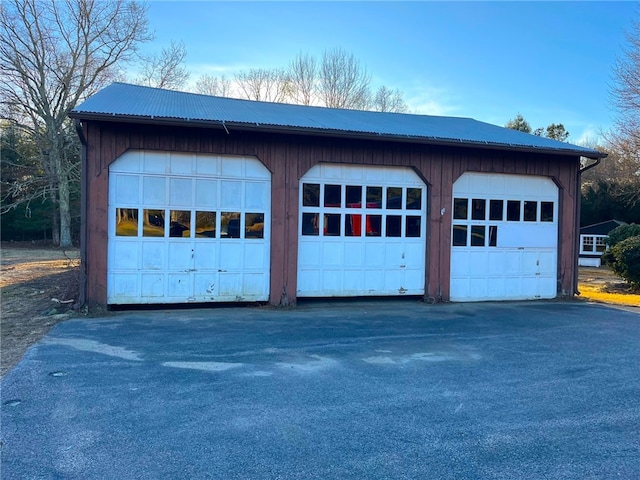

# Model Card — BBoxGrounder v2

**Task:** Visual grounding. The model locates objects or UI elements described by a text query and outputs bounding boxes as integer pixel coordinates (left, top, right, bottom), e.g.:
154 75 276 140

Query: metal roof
70 82 605 158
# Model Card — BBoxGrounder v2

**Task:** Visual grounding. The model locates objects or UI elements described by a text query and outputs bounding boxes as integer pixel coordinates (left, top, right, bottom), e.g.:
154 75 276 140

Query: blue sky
142 1 637 145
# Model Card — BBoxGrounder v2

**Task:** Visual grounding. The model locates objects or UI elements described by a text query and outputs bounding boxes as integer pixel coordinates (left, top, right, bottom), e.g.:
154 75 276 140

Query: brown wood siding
82 121 580 306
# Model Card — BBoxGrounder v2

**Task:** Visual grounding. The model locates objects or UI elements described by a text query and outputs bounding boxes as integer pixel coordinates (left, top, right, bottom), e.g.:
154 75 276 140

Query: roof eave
68 112 607 160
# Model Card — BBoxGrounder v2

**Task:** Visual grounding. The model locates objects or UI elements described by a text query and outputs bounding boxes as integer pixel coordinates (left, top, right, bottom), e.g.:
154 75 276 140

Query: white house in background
578 219 626 267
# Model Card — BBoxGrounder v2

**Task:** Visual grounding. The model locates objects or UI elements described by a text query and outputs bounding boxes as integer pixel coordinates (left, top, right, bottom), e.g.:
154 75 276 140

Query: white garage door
450 172 558 301
297 164 427 297
107 150 271 304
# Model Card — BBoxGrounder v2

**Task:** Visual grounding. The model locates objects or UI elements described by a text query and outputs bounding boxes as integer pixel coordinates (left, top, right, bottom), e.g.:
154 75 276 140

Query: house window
581 235 608 255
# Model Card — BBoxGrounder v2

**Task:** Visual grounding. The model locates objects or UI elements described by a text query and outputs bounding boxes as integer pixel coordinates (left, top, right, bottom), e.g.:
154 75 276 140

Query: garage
297 164 427 297
450 172 558 301
107 150 271 304
70 83 605 307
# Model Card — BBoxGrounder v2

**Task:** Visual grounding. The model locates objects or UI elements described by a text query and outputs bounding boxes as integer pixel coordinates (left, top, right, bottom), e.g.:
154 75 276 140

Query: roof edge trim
68 111 607 159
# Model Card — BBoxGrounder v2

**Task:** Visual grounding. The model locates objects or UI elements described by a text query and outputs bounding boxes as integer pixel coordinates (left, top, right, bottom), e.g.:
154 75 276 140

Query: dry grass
577 285 640 307
577 266 640 307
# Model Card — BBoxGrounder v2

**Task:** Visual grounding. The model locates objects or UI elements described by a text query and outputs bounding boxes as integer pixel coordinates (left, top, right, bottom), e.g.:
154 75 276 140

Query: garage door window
115 208 138 236
115 207 265 240
541 202 554 222
452 196 554 247
170 210 191 237
143 209 165 237
302 183 424 238
195 212 216 238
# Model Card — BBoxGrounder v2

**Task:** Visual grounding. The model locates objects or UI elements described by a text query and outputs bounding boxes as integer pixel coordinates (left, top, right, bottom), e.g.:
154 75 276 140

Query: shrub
605 223 640 247
606 235 640 289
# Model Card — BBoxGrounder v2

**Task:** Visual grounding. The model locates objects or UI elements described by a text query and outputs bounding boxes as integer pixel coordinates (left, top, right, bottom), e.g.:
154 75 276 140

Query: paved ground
1 300 639 479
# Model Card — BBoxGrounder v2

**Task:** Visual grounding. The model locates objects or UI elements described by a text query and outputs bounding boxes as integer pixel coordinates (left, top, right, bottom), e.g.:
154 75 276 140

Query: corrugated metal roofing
70 82 605 158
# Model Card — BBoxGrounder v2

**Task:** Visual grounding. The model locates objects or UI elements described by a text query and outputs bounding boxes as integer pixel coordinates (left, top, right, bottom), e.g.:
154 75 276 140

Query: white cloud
574 125 605 146
404 83 460 116
186 62 246 78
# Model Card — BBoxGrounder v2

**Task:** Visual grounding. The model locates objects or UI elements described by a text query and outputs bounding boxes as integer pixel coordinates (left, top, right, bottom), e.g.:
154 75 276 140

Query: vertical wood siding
82 121 580 306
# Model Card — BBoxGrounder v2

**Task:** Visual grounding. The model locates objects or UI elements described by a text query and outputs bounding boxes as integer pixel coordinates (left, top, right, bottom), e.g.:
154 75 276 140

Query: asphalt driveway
1 300 639 479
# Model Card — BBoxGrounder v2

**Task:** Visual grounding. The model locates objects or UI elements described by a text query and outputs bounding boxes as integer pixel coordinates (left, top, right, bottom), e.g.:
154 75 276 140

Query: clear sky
141 1 637 145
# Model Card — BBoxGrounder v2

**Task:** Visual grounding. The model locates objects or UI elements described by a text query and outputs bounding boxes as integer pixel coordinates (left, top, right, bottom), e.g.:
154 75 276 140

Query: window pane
582 237 594 252
406 216 421 237
116 208 138 236
324 184 341 207
303 183 320 207
195 211 216 238
541 202 554 222
245 213 264 239
323 213 341 236
452 225 467 246
143 209 165 237
489 225 498 247
302 213 319 236
471 225 485 246
471 199 486 220
366 186 382 208
489 200 503 221
345 214 362 236
221 212 241 238
453 198 468 220
386 215 402 237
366 215 382 236
507 201 520 221
346 185 362 208
170 210 191 237
407 188 422 210
387 187 402 209
596 238 607 252
523 201 537 222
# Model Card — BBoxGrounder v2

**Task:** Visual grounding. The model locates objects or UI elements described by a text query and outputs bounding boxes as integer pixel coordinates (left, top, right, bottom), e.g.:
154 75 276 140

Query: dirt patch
1 244 81 377
577 266 640 308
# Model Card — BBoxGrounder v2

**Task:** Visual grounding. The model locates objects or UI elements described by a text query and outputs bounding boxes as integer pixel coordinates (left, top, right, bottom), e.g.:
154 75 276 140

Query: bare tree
136 40 189 89
372 86 408 113
288 52 317 106
318 48 371 110
194 74 233 97
0 0 151 247
612 12 640 145
235 68 291 102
